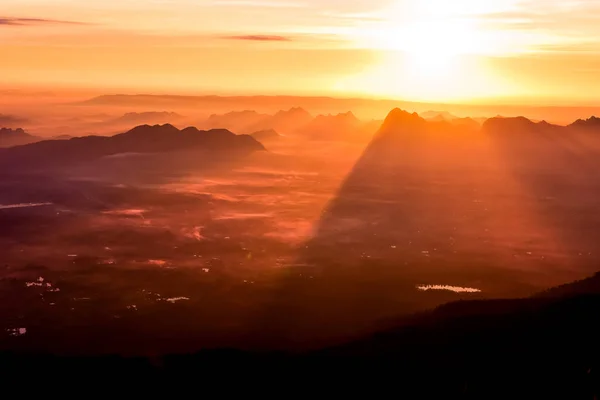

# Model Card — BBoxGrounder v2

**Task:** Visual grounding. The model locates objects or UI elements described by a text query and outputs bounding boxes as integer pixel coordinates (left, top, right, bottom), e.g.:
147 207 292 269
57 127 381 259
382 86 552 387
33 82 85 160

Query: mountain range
0 128 40 148
1 128 73 148
75 94 600 124
204 107 313 134
204 108 380 141
250 129 281 141
483 115 600 135
0 124 264 170
201 106 600 139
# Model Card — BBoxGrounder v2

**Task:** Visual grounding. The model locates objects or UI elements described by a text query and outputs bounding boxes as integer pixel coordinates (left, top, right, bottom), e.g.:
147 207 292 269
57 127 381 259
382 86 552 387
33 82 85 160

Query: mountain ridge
0 124 264 170
0 127 40 148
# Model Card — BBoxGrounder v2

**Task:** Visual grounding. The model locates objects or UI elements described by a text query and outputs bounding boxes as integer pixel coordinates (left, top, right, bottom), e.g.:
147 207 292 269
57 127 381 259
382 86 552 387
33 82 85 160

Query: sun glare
340 0 515 101
379 2 485 79
400 19 472 80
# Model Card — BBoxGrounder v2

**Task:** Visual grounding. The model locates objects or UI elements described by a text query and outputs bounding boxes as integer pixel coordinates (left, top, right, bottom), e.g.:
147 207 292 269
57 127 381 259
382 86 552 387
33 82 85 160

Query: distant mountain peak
569 115 600 130
0 127 40 148
124 123 180 136
0 124 264 169
0 127 27 136
379 108 425 132
420 110 458 121
251 129 280 141
279 107 309 115
272 107 312 123
481 116 569 135
481 116 535 134
314 111 359 122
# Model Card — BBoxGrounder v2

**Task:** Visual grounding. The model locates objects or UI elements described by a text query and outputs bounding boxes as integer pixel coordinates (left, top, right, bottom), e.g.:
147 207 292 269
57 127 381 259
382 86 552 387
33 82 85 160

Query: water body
417 284 481 293
0 202 53 210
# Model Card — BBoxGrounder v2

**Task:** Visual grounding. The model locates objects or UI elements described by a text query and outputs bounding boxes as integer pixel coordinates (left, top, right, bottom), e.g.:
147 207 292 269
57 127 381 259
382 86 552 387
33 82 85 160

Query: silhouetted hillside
421 110 459 120
536 271 600 299
298 111 373 141
1 272 598 396
374 108 479 140
0 124 264 170
569 116 600 131
420 112 481 133
205 110 269 133
377 108 427 136
0 128 40 148
481 116 563 134
263 107 312 132
451 117 480 131
205 107 312 134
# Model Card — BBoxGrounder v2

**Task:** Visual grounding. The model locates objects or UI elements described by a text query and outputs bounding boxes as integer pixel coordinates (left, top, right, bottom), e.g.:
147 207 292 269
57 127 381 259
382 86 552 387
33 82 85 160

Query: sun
401 20 465 78
377 9 483 76
337 1 502 102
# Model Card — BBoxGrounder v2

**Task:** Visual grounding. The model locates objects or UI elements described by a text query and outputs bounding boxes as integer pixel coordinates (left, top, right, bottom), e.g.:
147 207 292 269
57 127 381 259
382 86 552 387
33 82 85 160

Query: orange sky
2 0 600 103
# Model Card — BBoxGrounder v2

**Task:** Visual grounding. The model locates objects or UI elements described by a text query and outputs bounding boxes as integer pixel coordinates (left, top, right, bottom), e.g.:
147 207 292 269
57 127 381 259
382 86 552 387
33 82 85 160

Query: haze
2 0 600 103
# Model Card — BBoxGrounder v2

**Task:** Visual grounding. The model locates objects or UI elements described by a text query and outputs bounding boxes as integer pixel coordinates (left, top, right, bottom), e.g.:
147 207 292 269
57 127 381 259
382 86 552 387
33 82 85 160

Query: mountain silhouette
0 128 40 148
451 116 480 130
482 116 564 135
420 110 459 121
536 271 600 299
425 112 482 133
374 108 479 141
296 111 373 141
480 115 600 135
2 271 598 397
311 270 600 398
376 108 426 136
264 107 312 132
204 107 312 134
0 124 264 170
250 129 281 141
569 116 600 131
205 110 269 133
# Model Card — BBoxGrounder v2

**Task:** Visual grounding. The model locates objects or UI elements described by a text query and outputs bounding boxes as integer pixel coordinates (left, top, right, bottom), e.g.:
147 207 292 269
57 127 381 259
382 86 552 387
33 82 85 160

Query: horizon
4 89 600 129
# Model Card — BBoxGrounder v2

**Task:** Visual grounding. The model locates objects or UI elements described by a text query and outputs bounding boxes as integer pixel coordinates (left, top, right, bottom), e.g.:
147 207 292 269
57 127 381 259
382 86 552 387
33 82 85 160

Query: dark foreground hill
1 272 598 396
0 124 264 171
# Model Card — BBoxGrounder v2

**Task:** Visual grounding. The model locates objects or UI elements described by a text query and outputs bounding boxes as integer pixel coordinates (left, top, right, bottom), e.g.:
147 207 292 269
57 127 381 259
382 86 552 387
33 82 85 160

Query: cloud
0 113 27 124
222 34 292 41
212 0 305 8
0 17 88 26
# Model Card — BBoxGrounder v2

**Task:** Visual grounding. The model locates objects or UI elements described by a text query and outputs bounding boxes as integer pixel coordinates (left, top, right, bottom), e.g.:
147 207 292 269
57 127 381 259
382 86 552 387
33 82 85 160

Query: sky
2 0 600 103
